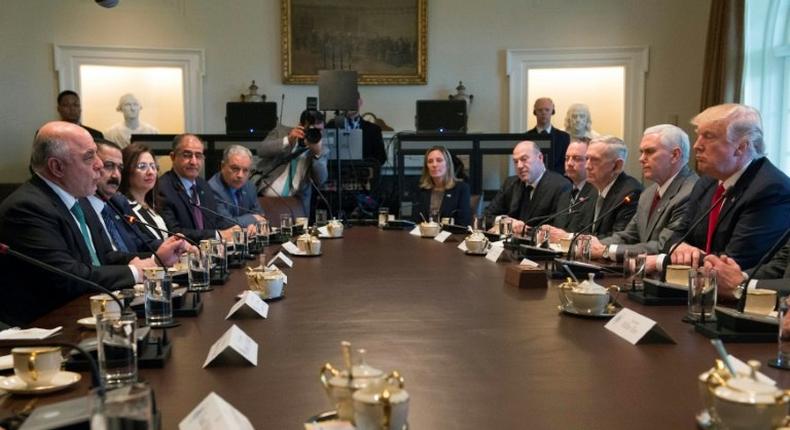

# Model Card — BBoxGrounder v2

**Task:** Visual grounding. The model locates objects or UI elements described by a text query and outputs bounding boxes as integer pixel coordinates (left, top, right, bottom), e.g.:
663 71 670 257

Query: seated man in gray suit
208 144 266 228
255 109 329 215
588 124 698 260
483 140 570 235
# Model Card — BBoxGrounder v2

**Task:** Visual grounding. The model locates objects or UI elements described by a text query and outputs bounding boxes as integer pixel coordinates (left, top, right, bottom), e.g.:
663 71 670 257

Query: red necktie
648 191 661 221
704 184 726 253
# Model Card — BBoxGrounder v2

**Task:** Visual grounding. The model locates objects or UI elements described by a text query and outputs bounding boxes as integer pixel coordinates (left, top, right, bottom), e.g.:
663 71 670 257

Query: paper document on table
0 326 62 340
179 392 254 430
203 325 258 368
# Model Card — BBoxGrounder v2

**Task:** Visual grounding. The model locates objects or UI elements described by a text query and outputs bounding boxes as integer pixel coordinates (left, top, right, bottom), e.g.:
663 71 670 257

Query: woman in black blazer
412 146 472 226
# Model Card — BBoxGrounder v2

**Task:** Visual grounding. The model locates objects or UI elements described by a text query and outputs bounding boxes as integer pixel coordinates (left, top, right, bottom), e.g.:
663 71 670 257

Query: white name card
203 324 258 368
485 246 505 262
605 308 675 345
267 251 294 268
317 225 330 237
434 231 452 243
281 241 305 255
409 226 421 236
457 241 468 252
519 258 539 268
226 291 269 320
179 392 254 430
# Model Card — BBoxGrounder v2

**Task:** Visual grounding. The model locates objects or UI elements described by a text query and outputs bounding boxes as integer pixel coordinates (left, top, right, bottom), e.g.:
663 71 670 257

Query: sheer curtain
743 0 790 172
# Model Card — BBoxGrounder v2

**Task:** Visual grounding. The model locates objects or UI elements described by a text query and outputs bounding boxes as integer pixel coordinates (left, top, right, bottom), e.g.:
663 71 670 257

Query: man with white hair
208 144 266 228
105 93 159 147
588 124 698 260
484 140 570 234
664 103 790 271
578 136 642 238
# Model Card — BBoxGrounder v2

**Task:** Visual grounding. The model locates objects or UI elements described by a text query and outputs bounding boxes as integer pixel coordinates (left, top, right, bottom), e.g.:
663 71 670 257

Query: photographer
256 109 329 215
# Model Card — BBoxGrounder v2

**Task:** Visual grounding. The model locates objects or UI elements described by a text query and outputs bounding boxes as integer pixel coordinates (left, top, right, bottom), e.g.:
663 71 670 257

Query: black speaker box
415 100 468 132
226 102 277 136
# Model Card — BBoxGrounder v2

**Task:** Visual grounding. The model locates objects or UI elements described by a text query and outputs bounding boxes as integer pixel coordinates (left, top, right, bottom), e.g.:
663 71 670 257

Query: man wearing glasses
208 145 266 228
158 134 239 243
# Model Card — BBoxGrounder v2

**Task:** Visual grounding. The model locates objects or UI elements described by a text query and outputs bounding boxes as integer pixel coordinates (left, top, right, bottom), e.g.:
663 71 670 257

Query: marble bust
564 103 599 140
105 93 159 147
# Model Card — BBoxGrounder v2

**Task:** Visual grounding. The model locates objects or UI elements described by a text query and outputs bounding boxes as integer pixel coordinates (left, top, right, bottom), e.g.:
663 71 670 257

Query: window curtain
700 0 745 109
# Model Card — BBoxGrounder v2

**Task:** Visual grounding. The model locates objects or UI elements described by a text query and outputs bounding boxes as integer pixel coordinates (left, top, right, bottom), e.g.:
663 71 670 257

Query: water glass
535 225 551 247
232 229 248 258
378 207 389 228
315 209 329 227
572 235 592 261
687 268 717 322
96 311 138 388
500 218 513 237
187 251 210 292
91 382 154 430
623 250 646 289
257 220 270 246
143 269 173 327
280 214 293 239
777 297 790 367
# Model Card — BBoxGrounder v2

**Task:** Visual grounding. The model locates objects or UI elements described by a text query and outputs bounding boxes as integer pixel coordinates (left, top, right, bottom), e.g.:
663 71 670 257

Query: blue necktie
101 204 130 252
70 202 101 266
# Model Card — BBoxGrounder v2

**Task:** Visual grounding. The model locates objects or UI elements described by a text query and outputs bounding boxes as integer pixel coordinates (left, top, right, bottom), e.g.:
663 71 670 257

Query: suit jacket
483 170 571 222
208 173 265 227
0 175 135 326
601 166 698 256
157 170 235 243
412 181 472 226
584 173 643 238
327 117 387 165
95 194 161 253
668 157 790 270
255 129 329 215
552 182 597 232
752 241 790 294
525 126 571 174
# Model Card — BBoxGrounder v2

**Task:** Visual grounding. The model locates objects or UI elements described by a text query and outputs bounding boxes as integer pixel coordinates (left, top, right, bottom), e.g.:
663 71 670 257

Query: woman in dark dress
412 145 471 226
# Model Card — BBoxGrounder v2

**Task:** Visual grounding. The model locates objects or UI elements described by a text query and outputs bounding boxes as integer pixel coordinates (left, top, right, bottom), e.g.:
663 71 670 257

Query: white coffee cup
90 294 121 317
12 346 62 387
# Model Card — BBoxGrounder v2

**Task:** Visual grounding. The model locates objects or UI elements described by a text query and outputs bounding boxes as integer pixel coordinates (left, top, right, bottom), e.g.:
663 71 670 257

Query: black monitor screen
415 100 467 132
226 102 278 136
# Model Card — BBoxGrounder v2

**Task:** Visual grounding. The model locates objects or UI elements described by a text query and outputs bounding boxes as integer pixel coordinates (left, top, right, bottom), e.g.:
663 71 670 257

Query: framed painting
281 0 427 85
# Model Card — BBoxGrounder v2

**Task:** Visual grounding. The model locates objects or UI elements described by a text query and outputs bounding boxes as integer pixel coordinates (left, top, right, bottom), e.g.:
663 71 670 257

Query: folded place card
0 326 62 340
485 246 505 262
409 226 421 236
281 241 306 255
267 251 294 268
179 392 254 430
457 241 468 252
434 231 452 243
520 258 539 267
317 225 331 238
203 324 258 368
605 308 675 344
226 291 269 320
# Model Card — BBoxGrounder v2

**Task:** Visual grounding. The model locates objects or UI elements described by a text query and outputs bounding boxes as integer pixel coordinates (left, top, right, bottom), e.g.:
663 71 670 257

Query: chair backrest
259 196 306 222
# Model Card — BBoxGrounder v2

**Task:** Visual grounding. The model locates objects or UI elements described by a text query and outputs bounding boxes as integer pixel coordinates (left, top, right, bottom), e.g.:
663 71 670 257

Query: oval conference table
0 226 786 429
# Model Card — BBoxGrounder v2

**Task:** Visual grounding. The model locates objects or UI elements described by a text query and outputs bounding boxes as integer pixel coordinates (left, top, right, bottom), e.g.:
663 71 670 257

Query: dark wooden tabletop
2 227 787 429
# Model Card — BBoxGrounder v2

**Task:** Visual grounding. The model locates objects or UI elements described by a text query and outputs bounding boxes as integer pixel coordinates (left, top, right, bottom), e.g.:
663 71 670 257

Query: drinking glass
96 311 138 388
687 268 717 322
280 214 293 239
776 297 790 368
500 218 513 237
378 207 389 228
315 209 329 227
91 382 154 430
143 269 173 327
257 220 270 247
187 252 210 292
572 235 592 261
623 250 646 289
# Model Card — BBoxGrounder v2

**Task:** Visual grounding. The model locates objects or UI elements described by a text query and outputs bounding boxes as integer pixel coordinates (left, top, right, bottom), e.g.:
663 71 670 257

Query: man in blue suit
208 145 266 228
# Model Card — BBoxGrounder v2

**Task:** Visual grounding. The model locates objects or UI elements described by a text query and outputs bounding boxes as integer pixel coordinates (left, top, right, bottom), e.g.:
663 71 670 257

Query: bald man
525 97 571 173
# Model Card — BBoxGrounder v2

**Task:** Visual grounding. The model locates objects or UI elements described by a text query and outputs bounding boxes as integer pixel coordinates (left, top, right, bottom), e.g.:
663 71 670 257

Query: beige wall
0 0 709 182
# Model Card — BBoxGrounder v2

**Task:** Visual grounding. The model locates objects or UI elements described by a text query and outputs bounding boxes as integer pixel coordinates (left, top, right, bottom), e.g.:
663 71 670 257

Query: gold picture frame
281 0 427 85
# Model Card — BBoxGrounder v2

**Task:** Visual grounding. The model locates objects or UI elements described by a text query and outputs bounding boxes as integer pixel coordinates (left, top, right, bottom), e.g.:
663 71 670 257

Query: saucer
292 252 321 257
465 249 488 256
558 303 620 319
77 316 96 329
0 371 81 394
236 291 285 302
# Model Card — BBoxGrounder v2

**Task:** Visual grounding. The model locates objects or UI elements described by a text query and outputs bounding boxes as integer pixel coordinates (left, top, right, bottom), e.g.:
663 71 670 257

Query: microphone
309 176 335 220
0 242 125 312
122 214 199 248
103 196 169 269
661 185 733 280
174 180 242 231
567 192 637 259
736 227 790 312
524 196 591 238
213 195 266 218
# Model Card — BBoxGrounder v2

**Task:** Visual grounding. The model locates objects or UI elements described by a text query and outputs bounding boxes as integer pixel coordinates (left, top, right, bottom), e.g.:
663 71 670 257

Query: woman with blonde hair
412 145 471 226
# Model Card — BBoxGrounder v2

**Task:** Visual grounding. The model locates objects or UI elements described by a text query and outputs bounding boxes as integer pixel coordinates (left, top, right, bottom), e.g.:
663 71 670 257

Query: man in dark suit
484 140 570 234
158 134 238 244
57 90 104 139
581 136 642 238
326 95 387 165
590 125 698 260
666 104 790 270
704 238 790 300
525 97 571 174
549 139 597 238
0 122 185 325
208 144 266 228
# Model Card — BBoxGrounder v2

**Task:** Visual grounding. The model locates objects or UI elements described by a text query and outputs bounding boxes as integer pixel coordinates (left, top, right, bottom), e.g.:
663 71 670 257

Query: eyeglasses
135 162 158 172
177 151 204 160
102 161 123 173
